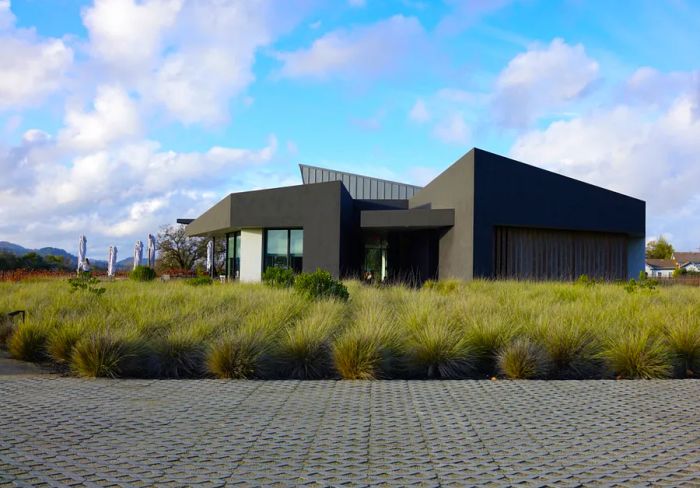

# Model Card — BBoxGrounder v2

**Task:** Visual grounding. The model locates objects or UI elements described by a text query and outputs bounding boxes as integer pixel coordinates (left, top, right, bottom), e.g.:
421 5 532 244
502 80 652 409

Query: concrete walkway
0 378 699 487
0 350 51 377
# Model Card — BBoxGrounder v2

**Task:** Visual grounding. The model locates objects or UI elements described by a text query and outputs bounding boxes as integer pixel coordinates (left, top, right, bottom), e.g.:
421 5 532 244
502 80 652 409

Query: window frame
263 228 303 273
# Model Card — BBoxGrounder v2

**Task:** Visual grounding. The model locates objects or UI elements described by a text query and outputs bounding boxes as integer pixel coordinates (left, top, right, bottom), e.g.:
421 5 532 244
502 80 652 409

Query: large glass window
264 229 303 272
227 231 241 279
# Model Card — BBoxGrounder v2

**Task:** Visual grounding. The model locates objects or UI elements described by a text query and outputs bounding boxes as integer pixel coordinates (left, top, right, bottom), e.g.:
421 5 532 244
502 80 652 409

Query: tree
156 224 203 271
646 236 674 259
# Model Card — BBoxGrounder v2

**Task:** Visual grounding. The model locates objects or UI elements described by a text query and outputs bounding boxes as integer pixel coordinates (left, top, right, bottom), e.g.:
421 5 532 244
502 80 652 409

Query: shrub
67 272 106 296
273 300 345 379
601 329 672 379
71 331 138 378
8 322 50 362
400 297 473 378
497 338 550 379
185 276 213 286
262 266 295 288
665 320 700 377
540 323 601 379
153 331 206 378
130 266 156 282
47 324 84 364
332 299 397 379
294 269 349 301
207 332 267 379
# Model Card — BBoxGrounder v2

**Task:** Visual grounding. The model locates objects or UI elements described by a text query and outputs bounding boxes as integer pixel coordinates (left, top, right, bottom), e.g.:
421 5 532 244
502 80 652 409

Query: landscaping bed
1 278 698 380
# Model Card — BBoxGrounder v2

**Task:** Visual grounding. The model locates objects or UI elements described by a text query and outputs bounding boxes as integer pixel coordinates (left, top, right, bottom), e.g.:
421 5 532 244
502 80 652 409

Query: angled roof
673 252 700 264
646 259 676 269
299 163 422 200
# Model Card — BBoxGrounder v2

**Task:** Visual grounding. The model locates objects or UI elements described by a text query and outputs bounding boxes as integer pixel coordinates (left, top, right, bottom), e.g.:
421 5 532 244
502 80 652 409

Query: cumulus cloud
492 38 599 127
510 72 700 249
58 85 141 152
0 0 73 110
276 15 427 81
83 0 310 124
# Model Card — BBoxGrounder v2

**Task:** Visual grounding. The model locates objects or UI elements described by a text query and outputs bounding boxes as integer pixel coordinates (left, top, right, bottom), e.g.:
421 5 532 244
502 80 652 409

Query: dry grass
1 278 699 379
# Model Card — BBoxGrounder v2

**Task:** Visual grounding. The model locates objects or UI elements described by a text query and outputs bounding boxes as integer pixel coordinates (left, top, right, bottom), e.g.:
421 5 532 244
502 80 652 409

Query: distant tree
157 224 203 271
646 236 675 259
44 254 71 270
156 224 227 274
0 251 19 271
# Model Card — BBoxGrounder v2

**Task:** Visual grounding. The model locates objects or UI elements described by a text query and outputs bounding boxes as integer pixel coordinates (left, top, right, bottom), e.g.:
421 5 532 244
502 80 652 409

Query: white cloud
492 38 599 127
510 77 700 249
276 15 426 81
432 112 470 145
409 99 430 123
59 85 141 151
82 0 182 74
0 0 73 110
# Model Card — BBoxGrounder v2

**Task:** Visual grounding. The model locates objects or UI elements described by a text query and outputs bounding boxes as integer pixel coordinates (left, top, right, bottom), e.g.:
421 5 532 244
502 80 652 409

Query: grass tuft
8 321 50 362
71 331 137 378
602 329 672 379
539 322 600 379
47 324 84 364
666 319 700 377
497 337 550 379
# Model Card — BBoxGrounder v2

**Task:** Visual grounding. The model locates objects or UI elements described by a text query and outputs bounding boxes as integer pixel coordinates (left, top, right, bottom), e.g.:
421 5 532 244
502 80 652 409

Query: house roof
673 252 700 264
299 164 422 200
646 259 676 269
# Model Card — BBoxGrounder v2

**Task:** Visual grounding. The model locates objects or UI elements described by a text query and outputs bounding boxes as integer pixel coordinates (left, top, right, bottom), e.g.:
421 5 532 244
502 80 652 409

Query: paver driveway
0 378 699 487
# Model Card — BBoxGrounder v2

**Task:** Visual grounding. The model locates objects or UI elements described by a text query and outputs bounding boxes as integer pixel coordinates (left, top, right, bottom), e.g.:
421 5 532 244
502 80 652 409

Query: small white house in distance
673 252 700 272
645 259 676 278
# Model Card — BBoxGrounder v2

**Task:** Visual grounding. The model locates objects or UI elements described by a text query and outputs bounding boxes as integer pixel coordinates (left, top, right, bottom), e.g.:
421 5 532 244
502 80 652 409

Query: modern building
181 148 645 283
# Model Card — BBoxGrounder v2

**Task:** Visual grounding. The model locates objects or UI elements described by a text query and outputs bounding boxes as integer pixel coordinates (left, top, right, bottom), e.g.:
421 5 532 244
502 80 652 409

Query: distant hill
0 241 133 270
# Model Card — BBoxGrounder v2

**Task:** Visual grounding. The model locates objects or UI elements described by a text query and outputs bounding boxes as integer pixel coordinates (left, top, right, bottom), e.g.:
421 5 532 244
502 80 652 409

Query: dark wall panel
474 149 645 278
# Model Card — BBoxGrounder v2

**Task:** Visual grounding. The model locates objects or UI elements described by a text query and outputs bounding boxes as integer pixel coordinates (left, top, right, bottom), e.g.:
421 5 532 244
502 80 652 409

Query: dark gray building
183 148 645 282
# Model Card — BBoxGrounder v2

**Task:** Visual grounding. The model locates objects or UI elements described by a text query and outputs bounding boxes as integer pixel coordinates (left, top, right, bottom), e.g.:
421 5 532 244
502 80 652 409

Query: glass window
264 229 303 272
227 231 241 279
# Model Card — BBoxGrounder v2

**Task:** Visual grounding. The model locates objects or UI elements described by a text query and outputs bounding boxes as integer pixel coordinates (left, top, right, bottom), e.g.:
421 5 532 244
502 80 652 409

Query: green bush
8 322 50 362
71 331 138 378
294 269 349 301
602 329 672 379
497 338 550 379
68 272 106 296
185 276 213 286
262 266 296 288
130 266 156 282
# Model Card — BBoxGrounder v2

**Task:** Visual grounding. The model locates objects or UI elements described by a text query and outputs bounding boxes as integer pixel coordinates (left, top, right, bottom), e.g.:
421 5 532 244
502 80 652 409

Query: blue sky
1 0 700 257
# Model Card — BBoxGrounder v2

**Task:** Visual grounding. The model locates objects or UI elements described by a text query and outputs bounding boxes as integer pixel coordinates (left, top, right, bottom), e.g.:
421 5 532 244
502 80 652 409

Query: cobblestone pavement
1 378 699 487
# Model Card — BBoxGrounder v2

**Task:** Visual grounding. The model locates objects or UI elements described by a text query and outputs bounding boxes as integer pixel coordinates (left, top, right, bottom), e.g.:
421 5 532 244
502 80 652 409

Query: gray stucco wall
409 151 475 280
186 182 348 277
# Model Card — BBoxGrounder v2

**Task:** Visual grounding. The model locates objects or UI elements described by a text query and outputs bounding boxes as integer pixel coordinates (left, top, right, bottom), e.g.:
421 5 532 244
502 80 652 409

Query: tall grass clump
152 327 208 378
71 330 141 378
537 322 601 379
463 317 516 377
497 337 550 379
0 315 15 346
601 329 672 379
273 300 346 379
8 321 51 362
332 293 398 379
399 294 473 378
206 291 306 378
665 319 700 377
47 323 85 364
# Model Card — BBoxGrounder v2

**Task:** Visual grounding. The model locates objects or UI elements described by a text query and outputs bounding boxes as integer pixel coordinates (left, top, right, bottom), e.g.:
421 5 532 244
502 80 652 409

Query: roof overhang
360 208 454 229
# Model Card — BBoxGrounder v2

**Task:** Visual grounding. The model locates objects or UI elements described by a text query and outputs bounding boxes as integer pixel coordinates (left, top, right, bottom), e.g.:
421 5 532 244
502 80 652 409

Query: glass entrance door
363 233 388 283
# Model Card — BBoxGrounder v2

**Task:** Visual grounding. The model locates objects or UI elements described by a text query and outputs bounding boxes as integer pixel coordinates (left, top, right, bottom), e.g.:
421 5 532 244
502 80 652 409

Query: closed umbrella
147 234 157 268
108 246 118 277
133 240 143 270
77 235 86 272
206 240 213 275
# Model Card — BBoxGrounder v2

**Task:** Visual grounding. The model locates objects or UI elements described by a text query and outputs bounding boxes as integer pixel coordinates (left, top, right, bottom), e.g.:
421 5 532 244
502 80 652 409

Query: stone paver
0 378 699 487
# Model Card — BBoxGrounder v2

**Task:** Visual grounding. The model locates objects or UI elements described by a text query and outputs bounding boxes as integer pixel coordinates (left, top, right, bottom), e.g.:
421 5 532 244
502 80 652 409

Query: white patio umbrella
133 240 143 270
206 240 214 275
147 234 157 268
77 235 87 272
107 245 118 277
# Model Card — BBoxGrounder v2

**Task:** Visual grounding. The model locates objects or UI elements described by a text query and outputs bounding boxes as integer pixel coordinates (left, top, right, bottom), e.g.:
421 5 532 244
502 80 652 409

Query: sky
1 0 700 257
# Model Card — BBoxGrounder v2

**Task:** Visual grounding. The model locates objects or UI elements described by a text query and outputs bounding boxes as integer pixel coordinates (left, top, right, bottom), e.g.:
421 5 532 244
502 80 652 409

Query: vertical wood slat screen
494 227 627 281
